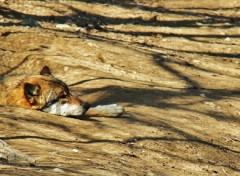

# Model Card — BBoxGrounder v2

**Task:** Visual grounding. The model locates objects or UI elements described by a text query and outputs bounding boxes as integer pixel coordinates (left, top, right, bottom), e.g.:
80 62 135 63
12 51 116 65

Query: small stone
196 22 203 26
7 14 14 18
192 59 200 63
224 37 230 41
56 24 71 29
208 160 216 164
63 66 69 72
204 101 216 108
53 168 66 174
72 149 79 153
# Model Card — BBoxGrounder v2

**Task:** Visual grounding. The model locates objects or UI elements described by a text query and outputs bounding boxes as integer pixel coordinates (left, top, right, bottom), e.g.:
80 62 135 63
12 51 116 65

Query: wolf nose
83 102 91 111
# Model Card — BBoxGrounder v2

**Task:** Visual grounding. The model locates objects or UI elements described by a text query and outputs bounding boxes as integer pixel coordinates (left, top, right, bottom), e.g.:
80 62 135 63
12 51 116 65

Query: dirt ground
0 0 240 175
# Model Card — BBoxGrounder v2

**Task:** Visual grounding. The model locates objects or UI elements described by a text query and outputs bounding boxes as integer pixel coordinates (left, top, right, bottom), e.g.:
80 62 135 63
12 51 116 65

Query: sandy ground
0 0 240 175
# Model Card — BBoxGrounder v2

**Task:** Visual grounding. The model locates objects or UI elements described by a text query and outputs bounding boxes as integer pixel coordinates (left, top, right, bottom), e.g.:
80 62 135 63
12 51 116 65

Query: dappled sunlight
0 0 240 175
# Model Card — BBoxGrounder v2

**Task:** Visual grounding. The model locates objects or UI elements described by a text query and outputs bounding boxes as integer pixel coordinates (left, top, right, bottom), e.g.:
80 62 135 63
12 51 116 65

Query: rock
200 93 206 98
56 24 71 29
220 32 226 35
72 149 79 153
63 66 70 72
224 37 231 41
204 101 216 108
53 168 66 174
0 140 35 166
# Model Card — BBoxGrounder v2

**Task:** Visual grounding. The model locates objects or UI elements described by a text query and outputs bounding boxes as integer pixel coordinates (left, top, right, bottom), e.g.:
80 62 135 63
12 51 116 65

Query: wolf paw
95 104 124 117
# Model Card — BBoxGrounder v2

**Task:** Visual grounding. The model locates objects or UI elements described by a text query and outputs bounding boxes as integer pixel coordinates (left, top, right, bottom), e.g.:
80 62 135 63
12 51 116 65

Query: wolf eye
60 98 68 104
59 94 66 99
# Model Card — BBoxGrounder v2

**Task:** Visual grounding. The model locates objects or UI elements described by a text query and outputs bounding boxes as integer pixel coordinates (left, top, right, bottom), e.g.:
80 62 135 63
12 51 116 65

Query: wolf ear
24 83 41 104
40 66 52 76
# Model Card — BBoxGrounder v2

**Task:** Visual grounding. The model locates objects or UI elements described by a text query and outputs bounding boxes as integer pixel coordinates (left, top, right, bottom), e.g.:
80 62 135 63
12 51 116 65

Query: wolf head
20 66 90 116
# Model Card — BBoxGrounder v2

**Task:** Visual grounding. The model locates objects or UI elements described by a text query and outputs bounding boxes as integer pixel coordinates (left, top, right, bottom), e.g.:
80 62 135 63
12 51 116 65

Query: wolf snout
83 102 91 111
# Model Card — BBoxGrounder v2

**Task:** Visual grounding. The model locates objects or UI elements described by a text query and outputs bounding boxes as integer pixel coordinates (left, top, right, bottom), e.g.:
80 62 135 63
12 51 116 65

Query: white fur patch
94 104 124 117
42 102 84 116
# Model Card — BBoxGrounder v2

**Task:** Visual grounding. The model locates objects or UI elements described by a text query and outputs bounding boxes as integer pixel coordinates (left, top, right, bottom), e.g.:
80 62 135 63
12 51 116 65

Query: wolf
0 66 124 117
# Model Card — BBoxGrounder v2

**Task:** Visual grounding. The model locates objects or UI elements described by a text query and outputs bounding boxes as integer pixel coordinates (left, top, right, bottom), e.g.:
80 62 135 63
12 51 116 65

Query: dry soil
0 0 240 175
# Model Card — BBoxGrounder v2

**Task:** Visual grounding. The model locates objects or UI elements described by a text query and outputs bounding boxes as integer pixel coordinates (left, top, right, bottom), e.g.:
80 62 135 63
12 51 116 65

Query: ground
0 0 240 175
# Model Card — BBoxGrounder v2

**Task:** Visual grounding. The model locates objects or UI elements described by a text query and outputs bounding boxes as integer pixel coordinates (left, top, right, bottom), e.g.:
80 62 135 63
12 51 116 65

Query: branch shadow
0 1 239 173
0 1 239 62
1 132 239 172
0 1 239 29
70 0 240 26
77 84 240 123
0 55 31 77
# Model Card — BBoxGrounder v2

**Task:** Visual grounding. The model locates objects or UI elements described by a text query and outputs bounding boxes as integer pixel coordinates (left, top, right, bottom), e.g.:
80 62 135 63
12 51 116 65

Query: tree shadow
68 77 129 87
0 1 239 29
0 54 31 77
1 132 239 172
0 1 239 69
0 0 239 132
72 84 240 123
70 0 240 25
1 1 240 173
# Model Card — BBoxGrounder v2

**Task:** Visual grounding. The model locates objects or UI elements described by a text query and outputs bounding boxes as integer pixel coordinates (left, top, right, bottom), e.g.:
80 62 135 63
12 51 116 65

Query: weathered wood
0 140 35 166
